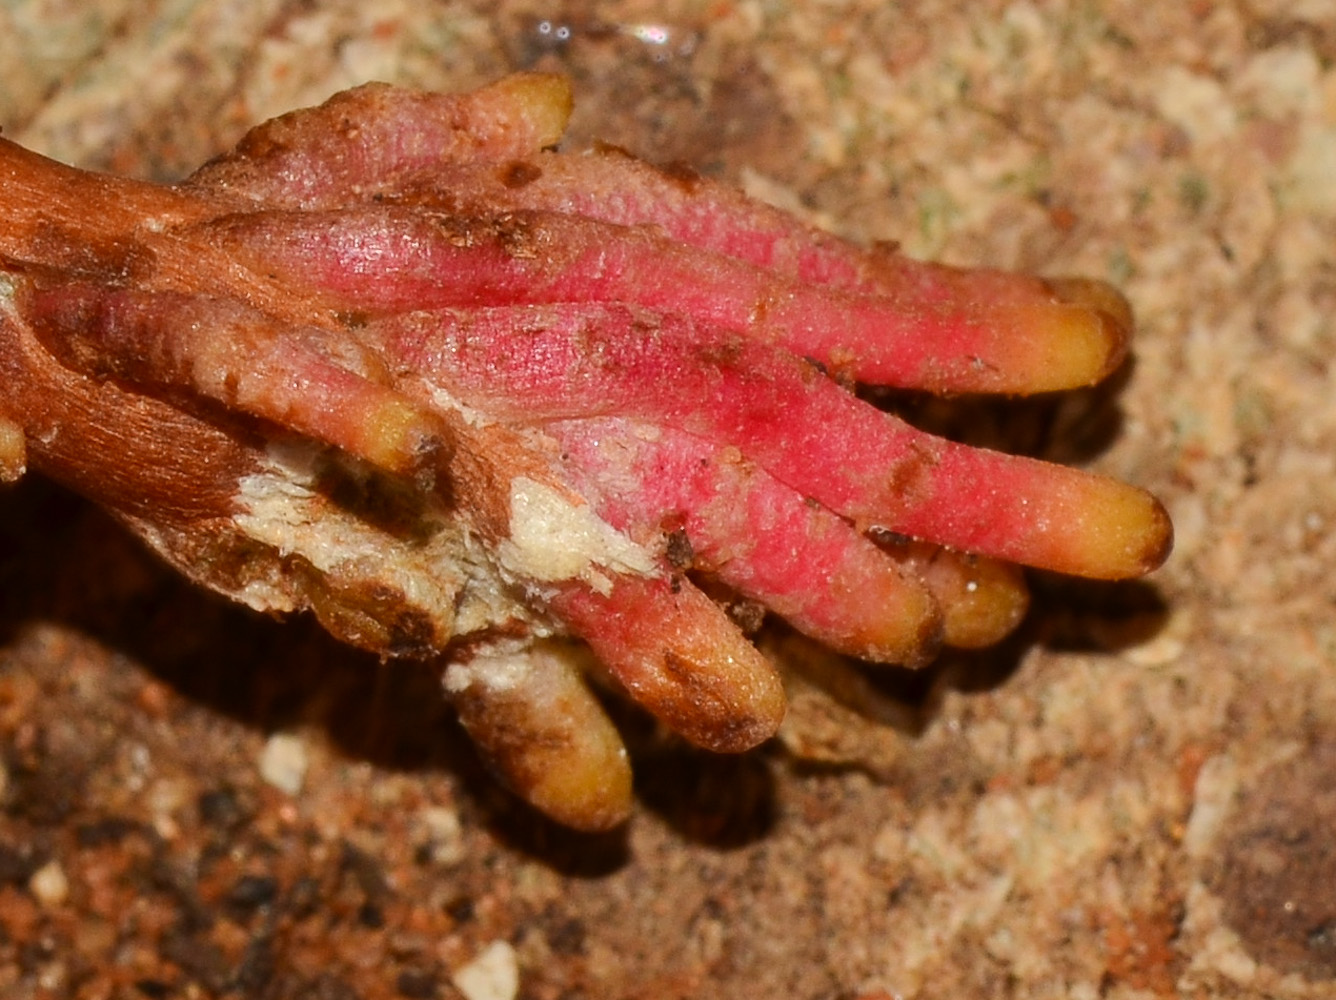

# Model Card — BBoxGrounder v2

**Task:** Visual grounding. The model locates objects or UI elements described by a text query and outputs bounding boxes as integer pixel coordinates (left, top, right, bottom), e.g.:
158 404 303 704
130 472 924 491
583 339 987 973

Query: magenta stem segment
187 74 575 208
375 302 1170 580
200 204 1123 394
24 282 451 478
551 416 943 665
545 572 787 753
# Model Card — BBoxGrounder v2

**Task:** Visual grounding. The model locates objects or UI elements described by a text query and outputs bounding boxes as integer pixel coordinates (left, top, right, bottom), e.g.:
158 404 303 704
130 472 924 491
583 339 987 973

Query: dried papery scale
0 74 1171 830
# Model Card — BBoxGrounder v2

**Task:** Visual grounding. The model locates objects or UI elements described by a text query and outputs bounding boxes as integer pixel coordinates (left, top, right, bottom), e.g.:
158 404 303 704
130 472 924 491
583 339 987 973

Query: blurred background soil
2 1 1336 997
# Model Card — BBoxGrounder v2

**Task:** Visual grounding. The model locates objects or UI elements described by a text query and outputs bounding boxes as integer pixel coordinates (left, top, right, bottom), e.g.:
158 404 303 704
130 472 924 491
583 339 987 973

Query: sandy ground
2 1 1335 997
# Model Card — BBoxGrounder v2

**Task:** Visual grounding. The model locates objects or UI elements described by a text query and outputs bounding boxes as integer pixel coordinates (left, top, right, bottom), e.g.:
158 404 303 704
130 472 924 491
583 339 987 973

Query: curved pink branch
24 281 450 478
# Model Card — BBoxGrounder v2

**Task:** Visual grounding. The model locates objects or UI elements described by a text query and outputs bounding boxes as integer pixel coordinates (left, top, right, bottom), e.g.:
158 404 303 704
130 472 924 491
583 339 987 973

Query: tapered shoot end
1045 479 1175 581
991 282 1131 394
552 574 787 753
487 72 574 150
447 641 634 831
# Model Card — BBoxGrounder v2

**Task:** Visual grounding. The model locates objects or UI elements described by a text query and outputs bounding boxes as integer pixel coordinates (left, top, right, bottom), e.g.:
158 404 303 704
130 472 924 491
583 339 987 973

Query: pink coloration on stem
188 74 575 207
25 282 451 478
371 302 1168 579
198 203 1124 394
545 571 787 754
408 148 1135 390
550 417 944 666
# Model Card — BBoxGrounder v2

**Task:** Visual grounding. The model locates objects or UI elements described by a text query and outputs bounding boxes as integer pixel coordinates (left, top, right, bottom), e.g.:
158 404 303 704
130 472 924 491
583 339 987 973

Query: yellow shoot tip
489 72 575 149
1056 481 1174 581
994 297 1129 393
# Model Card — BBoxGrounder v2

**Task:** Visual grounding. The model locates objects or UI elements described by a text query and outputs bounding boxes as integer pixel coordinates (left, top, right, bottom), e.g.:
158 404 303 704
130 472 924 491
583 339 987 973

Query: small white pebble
419 806 465 866
452 940 519 1000
125 743 151 793
259 732 309 795
37 961 66 992
29 860 69 906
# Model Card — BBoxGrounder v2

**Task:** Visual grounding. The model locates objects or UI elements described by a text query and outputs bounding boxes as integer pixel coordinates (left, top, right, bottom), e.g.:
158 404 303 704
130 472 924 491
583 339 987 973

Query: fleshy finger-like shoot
0 75 1171 830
